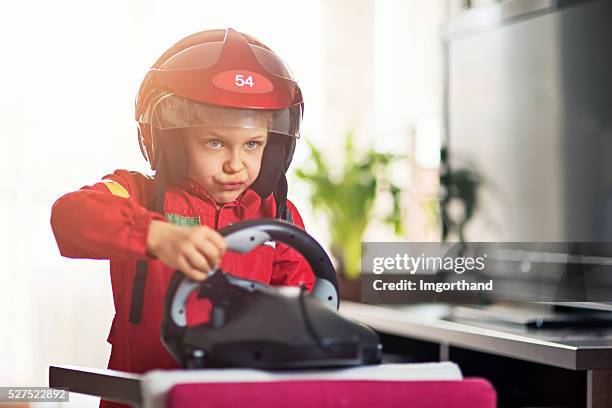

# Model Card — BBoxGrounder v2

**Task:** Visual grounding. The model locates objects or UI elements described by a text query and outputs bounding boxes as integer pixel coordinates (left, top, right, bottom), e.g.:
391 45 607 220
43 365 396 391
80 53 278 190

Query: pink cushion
167 378 496 408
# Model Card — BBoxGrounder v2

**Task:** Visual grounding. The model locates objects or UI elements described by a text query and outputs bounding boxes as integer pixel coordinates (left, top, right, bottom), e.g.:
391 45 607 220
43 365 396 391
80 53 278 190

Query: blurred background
0 0 445 397
2 0 612 405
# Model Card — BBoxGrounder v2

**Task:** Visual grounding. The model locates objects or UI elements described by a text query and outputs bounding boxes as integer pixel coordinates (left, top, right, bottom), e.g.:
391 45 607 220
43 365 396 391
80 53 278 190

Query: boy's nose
223 154 244 173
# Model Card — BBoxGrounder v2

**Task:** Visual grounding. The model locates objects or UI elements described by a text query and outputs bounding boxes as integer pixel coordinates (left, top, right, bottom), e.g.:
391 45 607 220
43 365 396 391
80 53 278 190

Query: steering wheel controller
161 219 381 369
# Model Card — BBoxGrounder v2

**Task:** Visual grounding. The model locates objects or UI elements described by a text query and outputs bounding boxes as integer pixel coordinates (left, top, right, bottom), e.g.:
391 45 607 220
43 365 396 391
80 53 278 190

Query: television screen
444 0 612 245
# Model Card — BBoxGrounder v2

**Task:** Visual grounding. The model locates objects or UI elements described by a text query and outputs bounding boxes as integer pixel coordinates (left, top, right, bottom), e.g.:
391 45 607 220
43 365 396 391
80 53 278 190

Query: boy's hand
146 220 227 281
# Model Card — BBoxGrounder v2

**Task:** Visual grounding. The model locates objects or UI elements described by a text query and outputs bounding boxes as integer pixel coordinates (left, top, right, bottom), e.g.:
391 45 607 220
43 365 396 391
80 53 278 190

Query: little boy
50 28 314 407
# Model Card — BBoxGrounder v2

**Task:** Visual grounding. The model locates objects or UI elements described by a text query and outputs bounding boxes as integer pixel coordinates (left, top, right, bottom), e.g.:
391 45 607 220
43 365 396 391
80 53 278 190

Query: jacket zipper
191 185 238 231
214 206 221 230
196 188 223 231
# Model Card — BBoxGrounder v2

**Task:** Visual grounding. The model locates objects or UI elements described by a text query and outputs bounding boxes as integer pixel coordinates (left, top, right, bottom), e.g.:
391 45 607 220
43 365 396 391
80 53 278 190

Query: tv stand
449 302 612 329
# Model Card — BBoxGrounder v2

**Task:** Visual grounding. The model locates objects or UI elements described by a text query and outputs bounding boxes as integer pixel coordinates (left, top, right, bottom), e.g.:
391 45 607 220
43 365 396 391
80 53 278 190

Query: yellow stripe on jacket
102 180 130 198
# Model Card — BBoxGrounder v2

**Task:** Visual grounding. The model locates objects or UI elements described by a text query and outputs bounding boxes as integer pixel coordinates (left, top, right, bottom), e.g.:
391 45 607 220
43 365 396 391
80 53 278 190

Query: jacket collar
179 178 262 209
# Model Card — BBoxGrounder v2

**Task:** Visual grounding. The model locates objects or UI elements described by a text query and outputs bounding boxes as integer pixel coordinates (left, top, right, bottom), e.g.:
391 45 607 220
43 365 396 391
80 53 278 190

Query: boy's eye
205 139 223 149
245 141 262 150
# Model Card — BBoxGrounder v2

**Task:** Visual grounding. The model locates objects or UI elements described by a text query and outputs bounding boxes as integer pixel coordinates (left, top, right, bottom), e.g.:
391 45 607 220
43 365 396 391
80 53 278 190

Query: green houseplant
439 147 484 243
294 132 405 280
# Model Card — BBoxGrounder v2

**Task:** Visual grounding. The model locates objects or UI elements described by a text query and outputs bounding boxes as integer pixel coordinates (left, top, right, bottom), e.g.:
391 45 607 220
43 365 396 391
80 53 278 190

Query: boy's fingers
193 240 221 268
177 256 207 281
183 247 212 275
200 227 227 253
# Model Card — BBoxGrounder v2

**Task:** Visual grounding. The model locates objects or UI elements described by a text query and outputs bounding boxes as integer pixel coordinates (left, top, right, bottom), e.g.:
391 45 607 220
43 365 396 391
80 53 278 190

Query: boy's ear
251 135 286 198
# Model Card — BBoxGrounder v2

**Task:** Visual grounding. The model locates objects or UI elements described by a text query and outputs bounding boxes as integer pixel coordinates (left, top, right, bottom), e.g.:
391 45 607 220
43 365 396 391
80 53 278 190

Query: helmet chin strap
273 175 289 220
249 134 292 221
250 139 286 199
154 133 187 212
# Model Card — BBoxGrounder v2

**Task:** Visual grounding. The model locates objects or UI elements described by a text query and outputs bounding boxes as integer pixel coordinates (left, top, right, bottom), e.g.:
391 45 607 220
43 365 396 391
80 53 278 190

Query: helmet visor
143 94 301 138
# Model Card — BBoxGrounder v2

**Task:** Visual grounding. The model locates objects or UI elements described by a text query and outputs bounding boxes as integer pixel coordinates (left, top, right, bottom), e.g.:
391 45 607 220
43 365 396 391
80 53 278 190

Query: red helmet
135 28 303 206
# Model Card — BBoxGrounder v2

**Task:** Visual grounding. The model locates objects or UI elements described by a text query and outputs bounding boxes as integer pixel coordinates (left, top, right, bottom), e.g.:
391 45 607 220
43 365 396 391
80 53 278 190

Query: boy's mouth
217 181 245 191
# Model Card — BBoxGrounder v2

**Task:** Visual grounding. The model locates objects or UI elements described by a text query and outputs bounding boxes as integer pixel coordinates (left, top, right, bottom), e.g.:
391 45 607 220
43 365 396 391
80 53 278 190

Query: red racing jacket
50 169 315 405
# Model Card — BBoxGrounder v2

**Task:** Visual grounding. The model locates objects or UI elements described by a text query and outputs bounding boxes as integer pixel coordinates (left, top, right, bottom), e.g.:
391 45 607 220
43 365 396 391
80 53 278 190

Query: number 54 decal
212 70 274 94
235 74 254 87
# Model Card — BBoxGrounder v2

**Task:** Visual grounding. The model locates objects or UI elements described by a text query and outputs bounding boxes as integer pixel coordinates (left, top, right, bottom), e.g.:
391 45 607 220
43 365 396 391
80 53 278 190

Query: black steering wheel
161 219 340 365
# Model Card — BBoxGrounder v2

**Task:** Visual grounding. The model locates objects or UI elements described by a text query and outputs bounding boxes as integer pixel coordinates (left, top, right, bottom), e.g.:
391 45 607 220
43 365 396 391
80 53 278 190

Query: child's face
183 126 268 205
